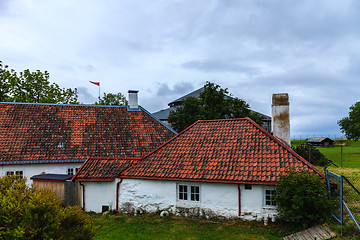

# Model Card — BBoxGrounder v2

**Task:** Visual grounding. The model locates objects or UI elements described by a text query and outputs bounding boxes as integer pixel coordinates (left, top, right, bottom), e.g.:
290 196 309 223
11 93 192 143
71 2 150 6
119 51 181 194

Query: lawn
91 213 290 240
291 139 360 169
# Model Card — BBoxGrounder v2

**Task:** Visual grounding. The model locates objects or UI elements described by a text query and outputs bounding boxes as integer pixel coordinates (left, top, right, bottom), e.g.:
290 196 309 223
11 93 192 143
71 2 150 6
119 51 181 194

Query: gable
0 103 176 164
122 118 324 184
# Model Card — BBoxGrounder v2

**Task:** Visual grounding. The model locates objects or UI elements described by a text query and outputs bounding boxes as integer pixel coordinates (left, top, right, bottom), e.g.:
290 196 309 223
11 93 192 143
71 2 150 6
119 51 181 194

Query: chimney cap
272 93 289 105
128 90 139 93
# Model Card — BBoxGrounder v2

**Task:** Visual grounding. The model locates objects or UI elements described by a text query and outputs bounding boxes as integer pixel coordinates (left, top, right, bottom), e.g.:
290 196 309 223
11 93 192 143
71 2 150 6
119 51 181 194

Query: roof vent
128 90 139 109
58 136 64 148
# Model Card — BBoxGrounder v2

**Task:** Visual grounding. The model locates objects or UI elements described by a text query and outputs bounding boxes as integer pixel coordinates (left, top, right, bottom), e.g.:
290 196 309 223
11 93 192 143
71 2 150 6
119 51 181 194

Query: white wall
82 181 117 213
0 162 83 185
117 179 277 220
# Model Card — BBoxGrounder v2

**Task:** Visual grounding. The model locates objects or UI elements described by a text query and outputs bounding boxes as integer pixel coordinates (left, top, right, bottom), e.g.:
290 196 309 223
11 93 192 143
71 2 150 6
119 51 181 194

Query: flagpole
99 84 100 99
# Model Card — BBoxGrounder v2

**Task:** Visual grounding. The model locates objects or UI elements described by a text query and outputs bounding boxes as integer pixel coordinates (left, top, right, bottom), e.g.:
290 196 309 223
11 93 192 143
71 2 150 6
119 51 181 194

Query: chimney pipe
128 90 139 109
271 93 290 146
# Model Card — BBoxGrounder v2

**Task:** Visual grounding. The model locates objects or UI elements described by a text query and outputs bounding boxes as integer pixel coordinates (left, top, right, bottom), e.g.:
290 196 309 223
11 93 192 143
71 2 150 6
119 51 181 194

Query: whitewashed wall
0 162 83 185
82 181 117 212
117 179 277 220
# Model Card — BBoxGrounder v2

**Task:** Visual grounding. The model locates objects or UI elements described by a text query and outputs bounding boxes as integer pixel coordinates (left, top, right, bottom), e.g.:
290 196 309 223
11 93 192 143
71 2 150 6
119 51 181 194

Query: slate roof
0 103 176 165
73 157 141 181
122 118 324 185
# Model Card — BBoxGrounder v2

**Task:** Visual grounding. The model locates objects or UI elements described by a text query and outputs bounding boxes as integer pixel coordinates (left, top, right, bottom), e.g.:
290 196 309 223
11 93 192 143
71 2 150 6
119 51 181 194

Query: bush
0 176 95 239
274 171 331 228
293 144 331 166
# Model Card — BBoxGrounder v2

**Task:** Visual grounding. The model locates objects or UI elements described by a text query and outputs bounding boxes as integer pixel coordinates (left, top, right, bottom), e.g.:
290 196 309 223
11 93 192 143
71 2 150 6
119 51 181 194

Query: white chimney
271 93 290 146
128 90 139 109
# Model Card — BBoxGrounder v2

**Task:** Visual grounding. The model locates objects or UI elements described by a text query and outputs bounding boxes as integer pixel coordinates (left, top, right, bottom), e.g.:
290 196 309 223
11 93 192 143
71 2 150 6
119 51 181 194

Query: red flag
89 81 100 86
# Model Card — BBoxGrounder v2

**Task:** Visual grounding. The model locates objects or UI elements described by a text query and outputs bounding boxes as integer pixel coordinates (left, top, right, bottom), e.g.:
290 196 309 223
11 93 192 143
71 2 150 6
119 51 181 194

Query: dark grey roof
152 86 270 121
168 87 205 107
307 137 333 143
30 174 73 181
152 108 171 120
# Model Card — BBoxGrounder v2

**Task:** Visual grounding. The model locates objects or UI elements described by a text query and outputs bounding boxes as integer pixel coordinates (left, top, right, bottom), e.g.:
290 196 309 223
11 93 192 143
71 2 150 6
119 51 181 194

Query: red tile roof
0 103 175 164
122 118 324 185
73 157 141 181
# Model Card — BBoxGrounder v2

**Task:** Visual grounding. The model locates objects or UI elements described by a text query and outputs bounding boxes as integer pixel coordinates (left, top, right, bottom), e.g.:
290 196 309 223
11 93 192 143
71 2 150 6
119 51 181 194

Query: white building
73 117 325 221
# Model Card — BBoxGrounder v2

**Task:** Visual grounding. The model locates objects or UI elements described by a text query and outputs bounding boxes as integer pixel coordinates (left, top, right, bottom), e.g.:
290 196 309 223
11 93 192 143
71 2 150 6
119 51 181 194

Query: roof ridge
0 102 129 108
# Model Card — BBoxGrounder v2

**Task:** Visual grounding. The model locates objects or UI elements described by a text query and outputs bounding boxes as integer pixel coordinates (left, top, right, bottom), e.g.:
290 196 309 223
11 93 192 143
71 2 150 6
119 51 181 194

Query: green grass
291 139 360 169
91 213 290 240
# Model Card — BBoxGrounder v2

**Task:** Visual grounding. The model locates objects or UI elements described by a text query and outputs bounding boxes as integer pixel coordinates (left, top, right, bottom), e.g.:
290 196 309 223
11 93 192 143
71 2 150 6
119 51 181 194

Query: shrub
274 171 331 228
0 176 95 239
293 144 331 166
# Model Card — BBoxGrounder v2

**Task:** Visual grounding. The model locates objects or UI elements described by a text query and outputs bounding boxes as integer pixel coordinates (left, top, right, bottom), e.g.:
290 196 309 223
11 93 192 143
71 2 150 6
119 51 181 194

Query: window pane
190 186 200 201
179 185 188 200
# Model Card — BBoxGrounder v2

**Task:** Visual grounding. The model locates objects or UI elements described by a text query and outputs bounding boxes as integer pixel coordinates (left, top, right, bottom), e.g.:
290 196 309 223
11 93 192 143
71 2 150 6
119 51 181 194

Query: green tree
0 176 95 240
338 101 360 140
274 171 331 228
94 92 128 106
293 144 330 166
168 82 263 132
0 60 78 104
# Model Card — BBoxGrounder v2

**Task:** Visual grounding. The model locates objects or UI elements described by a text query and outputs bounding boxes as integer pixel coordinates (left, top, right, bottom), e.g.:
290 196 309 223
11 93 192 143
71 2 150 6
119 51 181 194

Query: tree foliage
338 101 360 140
94 92 128 106
168 82 263 132
293 144 331 166
274 171 331 228
0 61 78 104
0 176 95 240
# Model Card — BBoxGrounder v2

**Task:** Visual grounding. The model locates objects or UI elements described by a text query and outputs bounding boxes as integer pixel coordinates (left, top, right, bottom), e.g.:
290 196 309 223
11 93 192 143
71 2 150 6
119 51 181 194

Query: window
264 189 276 206
245 184 252 190
67 168 74 175
67 168 80 175
191 186 199 201
179 185 188 200
178 184 200 202
6 171 23 179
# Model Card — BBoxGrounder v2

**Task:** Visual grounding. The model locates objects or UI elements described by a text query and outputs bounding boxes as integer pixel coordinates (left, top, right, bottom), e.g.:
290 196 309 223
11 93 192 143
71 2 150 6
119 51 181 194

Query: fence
325 168 360 236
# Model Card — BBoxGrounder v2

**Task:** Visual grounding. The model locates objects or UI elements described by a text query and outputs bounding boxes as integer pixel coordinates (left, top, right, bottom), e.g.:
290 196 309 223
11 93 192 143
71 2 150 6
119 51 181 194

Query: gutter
116 179 123 212
79 182 85 211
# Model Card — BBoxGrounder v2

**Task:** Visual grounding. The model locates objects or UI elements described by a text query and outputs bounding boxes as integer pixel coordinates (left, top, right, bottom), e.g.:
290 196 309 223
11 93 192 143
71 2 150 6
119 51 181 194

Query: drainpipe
79 182 85 211
116 179 123 213
238 184 241 216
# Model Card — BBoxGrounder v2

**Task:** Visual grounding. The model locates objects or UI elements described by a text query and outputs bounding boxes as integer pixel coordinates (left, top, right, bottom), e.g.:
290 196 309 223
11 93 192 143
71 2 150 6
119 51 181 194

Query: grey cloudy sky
1 0 359 137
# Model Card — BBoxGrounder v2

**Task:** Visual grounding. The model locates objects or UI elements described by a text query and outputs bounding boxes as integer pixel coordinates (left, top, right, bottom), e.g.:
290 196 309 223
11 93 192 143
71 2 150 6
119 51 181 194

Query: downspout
80 182 85 211
116 179 123 213
238 184 241 216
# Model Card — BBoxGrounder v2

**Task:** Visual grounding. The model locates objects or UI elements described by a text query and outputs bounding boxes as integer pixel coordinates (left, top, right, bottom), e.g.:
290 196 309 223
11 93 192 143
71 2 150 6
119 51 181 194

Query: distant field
291 139 360 169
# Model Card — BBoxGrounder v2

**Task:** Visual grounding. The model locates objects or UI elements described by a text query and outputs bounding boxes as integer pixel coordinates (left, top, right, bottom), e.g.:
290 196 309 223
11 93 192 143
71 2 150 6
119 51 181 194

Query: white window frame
67 168 80 175
263 188 276 208
177 183 200 202
6 170 24 179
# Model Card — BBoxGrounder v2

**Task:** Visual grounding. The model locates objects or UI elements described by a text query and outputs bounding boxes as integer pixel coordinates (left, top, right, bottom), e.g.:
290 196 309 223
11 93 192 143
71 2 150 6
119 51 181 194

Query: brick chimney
128 90 139 109
271 93 290 146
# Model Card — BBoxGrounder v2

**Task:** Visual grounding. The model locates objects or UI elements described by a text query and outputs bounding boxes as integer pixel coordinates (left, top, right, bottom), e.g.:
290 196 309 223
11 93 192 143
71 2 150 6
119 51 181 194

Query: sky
1 0 359 138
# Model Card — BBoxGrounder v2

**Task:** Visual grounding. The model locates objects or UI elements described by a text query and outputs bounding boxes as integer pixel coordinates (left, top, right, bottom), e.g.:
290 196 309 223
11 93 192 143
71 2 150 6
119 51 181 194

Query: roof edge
120 175 278 185
139 106 177 134
244 117 326 179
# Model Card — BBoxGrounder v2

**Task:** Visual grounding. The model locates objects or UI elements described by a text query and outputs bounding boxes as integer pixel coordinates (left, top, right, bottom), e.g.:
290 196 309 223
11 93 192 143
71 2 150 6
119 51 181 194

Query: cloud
181 59 258 74
156 82 194 97
77 87 97 104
